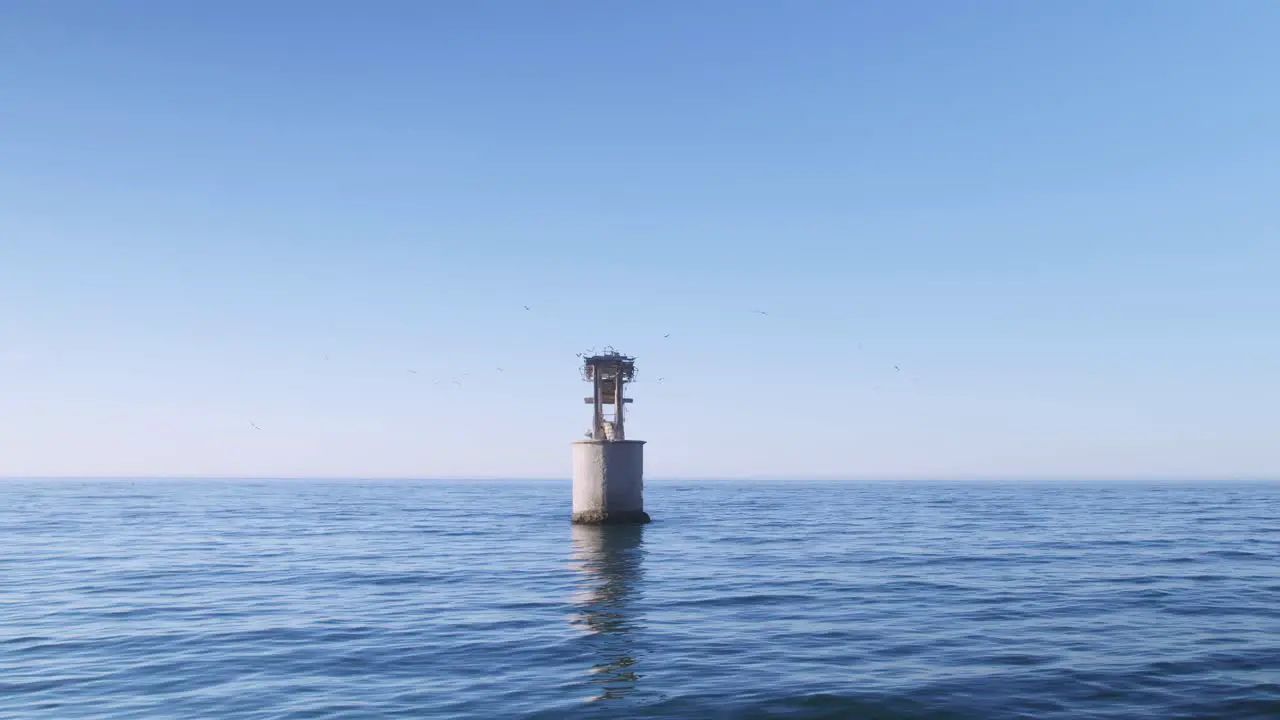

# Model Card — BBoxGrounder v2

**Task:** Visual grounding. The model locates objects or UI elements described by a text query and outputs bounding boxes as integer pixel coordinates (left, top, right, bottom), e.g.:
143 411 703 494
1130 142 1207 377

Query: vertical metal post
592 368 604 440
614 373 625 440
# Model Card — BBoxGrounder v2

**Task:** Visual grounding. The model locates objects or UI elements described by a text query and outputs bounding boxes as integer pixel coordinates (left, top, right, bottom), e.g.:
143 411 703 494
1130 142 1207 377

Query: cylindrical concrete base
571 439 649 524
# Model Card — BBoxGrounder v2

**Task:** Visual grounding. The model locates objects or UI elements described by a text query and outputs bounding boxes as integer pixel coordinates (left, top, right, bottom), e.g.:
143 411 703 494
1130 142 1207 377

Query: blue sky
2 1 1277 479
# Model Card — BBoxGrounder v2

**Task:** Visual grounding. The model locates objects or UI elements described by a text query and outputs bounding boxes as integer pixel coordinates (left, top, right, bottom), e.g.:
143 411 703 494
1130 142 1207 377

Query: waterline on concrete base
571 510 652 525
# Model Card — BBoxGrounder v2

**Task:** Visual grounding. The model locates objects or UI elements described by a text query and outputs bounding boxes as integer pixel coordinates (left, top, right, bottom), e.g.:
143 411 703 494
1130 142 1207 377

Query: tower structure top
580 347 635 441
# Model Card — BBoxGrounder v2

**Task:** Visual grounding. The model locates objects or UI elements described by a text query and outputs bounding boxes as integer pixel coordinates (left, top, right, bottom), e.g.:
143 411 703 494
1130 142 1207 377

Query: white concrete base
571 439 649 524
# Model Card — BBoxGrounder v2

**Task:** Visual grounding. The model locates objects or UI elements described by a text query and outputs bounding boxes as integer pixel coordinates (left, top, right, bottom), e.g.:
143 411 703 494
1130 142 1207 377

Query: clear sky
2 1 1277 479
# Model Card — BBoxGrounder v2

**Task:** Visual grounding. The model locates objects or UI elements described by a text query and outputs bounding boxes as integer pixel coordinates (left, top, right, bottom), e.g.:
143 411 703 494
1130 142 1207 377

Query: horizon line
1 475 1277 483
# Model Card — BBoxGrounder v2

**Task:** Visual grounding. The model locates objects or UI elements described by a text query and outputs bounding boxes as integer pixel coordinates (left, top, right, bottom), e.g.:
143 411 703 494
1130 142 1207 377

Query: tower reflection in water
569 524 646 702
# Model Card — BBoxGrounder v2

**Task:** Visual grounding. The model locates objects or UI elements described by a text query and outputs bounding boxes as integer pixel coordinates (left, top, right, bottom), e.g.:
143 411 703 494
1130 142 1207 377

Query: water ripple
2 479 1279 718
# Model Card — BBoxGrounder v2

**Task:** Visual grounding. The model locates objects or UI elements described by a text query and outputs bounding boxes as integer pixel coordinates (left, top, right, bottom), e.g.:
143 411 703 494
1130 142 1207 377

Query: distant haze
2 2 1278 479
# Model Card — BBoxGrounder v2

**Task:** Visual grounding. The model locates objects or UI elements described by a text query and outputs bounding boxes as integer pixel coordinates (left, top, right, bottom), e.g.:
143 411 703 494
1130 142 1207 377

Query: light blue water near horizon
3 479 1279 719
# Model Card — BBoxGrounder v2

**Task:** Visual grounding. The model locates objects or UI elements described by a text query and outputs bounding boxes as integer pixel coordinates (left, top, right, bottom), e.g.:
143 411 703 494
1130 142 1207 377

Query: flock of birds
248 305 906 431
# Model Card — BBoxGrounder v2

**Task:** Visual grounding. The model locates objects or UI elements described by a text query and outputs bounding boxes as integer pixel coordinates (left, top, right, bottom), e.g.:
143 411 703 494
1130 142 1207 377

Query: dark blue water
3 480 1279 719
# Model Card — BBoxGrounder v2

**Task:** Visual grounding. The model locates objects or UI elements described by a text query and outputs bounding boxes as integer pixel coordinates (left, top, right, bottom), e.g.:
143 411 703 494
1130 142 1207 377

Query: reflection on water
569 524 646 702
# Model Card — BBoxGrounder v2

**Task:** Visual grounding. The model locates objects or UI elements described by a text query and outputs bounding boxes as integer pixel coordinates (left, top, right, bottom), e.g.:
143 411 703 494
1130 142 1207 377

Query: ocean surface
2 479 1279 719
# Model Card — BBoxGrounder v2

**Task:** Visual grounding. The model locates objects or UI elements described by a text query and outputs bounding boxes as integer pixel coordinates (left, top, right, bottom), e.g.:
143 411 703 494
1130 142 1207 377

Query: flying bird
663 333 670 338
249 422 262 431
496 367 504 372
408 370 418 374
752 310 769 316
894 366 900 372
523 305 531 311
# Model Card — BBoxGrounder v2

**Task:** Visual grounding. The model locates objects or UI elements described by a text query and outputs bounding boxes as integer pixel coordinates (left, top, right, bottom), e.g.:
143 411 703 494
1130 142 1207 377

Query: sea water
2 479 1278 718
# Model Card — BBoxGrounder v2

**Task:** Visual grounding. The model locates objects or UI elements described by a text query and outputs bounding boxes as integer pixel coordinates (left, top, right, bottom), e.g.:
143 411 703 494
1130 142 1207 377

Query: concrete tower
571 349 649 524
